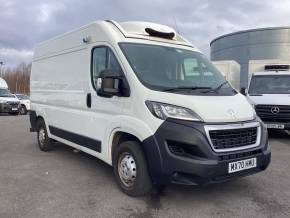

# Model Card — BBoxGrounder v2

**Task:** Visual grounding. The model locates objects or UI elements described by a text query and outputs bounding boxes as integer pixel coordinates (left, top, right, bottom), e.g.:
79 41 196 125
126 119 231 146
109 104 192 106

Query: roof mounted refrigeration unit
144 27 175 39
264 64 290 71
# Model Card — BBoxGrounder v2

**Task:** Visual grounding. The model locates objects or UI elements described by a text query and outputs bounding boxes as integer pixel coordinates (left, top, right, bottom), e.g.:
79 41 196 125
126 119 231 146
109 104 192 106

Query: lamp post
0 61 4 78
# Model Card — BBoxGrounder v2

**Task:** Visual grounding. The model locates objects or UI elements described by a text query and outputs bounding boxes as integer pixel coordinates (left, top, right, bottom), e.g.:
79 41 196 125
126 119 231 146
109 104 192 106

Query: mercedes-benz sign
271 106 280 114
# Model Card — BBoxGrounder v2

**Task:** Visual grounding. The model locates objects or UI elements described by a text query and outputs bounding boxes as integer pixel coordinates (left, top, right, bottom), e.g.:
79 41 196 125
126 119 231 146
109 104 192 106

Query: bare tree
1 62 31 95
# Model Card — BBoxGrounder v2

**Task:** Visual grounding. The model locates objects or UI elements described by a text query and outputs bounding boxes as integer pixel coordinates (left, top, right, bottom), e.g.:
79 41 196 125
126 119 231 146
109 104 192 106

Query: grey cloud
1 0 290 67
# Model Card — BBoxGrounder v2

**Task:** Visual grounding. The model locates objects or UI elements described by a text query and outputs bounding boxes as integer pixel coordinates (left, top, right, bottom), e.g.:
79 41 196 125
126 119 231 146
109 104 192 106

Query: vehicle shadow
49 142 261 213
268 130 290 145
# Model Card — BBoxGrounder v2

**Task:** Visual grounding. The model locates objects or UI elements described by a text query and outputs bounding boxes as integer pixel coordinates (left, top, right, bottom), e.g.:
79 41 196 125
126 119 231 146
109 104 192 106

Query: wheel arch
109 128 164 185
110 130 143 165
29 109 46 132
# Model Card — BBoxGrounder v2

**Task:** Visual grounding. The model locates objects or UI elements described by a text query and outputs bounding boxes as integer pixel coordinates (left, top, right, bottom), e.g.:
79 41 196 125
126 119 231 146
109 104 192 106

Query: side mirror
96 69 122 97
240 87 247 96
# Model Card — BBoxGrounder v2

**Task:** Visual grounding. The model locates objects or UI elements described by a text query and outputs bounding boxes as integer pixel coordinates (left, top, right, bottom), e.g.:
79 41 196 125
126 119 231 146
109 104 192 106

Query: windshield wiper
202 81 229 93
163 86 212 92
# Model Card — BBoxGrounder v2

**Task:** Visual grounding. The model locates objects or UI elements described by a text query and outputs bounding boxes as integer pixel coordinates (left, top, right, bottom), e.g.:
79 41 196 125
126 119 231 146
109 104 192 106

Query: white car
15 94 30 115
29 20 270 196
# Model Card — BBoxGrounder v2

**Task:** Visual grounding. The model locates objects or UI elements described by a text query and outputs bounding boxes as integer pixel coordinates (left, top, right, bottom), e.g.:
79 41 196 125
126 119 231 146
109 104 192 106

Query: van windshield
119 43 235 95
249 75 290 94
0 89 14 98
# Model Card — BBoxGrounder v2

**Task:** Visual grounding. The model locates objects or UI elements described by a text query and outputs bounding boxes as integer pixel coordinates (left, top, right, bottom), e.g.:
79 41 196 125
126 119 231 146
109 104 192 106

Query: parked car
15 94 30 115
30 20 271 196
0 78 20 115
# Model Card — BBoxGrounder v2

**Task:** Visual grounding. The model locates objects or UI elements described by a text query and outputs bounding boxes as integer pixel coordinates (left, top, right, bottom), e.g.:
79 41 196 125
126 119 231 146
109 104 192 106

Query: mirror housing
240 87 247 96
96 69 122 97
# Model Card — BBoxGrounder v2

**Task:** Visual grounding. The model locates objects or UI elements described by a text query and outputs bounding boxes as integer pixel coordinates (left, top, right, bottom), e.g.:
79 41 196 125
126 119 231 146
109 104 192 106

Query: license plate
266 124 284 129
228 158 257 174
12 108 18 111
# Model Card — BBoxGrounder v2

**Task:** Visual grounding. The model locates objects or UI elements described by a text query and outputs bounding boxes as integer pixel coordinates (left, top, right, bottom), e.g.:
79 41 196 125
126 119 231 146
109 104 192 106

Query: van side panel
31 45 97 150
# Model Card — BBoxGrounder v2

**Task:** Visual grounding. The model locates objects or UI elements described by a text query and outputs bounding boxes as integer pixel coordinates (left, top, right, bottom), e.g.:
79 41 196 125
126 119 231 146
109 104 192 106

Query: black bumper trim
49 126 102 153
29 110 37 132
142 118 271 185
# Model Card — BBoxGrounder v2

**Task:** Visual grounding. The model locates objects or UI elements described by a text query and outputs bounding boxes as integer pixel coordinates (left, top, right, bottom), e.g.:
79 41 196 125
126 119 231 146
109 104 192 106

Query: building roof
210 26 290 46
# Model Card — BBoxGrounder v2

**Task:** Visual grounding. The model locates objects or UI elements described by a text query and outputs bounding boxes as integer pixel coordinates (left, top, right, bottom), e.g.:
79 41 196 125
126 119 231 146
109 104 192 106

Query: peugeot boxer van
30 21 270 196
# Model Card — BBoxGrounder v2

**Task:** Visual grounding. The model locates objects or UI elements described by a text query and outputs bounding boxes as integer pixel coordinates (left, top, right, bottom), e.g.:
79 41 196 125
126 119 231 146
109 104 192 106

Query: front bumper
142 118 271 185
0 102 20 113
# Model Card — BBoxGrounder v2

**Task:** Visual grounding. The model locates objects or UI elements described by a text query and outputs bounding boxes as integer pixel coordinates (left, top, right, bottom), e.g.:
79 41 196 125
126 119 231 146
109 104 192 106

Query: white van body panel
248 94 290 106
148 91 254 123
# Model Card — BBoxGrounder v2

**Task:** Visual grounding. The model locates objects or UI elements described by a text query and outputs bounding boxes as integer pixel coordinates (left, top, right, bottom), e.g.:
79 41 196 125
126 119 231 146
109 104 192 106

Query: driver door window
92 47 123 89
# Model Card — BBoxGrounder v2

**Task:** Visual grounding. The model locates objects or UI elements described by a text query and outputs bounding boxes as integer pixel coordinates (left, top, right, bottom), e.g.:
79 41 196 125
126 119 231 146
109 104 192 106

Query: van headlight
145 101 203 121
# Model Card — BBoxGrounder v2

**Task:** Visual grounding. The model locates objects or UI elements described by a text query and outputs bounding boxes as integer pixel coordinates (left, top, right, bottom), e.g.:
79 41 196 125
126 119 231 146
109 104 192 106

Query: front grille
209 127 258 150
256 104 290 123
8 102 19 107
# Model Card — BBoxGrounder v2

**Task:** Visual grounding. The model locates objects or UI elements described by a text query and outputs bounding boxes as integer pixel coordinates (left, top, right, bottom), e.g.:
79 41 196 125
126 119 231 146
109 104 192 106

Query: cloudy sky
1 0 290 68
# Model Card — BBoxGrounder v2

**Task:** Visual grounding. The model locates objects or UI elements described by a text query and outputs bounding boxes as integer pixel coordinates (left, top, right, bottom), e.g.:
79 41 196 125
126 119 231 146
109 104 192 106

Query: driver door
85 45 127 159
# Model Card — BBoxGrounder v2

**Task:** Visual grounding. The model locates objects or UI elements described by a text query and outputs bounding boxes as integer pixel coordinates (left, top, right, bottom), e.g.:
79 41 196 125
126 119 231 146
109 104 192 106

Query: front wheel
19 105 27 115
36 119 55 151
113 141 152 197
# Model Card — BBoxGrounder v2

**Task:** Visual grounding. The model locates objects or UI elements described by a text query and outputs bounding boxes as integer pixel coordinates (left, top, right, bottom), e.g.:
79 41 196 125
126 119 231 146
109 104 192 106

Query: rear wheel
113 140 152 197
36 119 54 151
19 105 27 115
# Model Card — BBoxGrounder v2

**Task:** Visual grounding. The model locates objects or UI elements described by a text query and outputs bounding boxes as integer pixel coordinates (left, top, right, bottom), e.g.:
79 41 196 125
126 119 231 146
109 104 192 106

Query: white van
0 78 20 115
247 63 290 130
30 21 270 196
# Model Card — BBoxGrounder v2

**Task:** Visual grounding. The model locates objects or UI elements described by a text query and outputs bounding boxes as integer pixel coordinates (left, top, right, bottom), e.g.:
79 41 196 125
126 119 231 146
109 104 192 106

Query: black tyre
9 112 18 116
36 119 54 151
113 140 152 197
19 105 28 115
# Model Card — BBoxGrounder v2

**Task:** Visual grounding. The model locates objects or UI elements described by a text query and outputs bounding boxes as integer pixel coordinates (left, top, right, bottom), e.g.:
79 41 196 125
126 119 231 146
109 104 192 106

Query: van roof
253 71 290 76
108 21 192 46
33 20 195 60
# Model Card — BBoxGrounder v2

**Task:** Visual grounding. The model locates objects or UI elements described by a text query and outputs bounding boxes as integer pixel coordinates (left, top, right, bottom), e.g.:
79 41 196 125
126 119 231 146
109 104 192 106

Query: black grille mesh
8 102 19 107
256 105 290 123
209 127 257 150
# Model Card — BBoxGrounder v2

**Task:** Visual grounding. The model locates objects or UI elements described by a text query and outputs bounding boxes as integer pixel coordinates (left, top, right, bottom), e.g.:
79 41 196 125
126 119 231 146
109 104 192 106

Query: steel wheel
38 127 46 146
20 105 27 115
118 153 137 187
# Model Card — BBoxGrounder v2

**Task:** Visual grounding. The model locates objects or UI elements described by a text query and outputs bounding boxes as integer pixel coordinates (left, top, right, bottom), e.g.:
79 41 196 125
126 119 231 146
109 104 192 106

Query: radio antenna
173 16 181 34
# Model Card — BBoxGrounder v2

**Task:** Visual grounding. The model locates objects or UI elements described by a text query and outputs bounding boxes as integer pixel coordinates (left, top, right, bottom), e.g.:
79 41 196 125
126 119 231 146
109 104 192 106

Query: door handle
86 93 92 108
